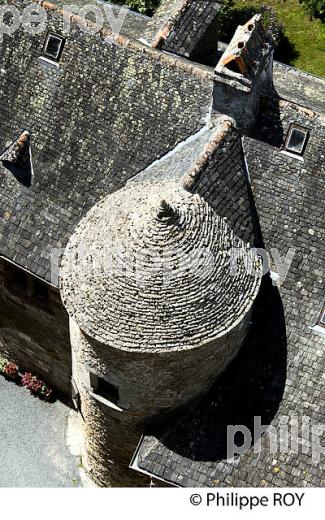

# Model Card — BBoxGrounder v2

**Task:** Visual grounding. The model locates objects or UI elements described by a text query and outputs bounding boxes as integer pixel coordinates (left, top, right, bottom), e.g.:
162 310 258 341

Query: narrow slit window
43 33 65 62
90 373 119 405
284 125 309 156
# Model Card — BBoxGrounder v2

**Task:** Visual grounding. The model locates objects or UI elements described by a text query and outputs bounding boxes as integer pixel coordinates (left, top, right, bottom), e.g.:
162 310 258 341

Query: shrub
4 362 19 380
218 3 281 45
0 357 6 373
299 0 325 21
21 372 53 400
0 358 54 399
112 0 161 16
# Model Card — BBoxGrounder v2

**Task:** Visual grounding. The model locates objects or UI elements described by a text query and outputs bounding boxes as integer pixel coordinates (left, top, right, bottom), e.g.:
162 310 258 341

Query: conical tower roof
60 181 261 352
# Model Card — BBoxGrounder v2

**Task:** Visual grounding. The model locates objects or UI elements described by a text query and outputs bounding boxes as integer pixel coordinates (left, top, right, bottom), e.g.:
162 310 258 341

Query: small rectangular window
43 32 65 62
284 125 309 156
90 373 119 405
11 270 27 294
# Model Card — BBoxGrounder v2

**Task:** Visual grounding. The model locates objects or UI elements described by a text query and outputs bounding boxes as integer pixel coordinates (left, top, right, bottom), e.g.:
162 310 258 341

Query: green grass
233 0 325 77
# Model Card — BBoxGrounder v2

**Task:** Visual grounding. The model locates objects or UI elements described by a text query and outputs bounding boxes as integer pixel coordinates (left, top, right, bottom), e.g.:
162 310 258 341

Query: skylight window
43 32 65 62
284 125 309 156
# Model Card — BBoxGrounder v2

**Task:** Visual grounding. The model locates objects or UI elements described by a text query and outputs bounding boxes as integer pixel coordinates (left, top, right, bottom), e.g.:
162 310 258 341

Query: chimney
143 0 223 60
210 14 274 132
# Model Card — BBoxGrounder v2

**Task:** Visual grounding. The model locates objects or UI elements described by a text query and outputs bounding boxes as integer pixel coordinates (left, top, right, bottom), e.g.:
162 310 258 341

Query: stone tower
60 180 261 486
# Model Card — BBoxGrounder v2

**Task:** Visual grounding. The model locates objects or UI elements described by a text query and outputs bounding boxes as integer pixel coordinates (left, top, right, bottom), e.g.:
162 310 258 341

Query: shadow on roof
1 161 33 188
146 274 287 463
250 96 285 148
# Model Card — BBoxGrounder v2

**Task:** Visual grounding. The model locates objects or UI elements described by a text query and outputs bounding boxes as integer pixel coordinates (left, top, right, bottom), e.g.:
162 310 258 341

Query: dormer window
284 125 309 157
43 32 65 62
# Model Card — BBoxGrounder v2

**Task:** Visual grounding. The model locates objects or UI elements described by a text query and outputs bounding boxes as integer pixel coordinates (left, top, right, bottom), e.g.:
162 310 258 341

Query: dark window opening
43 32 65 62
224 59 242 74
284 125 309 156
317 306 325 328
90 373 119 405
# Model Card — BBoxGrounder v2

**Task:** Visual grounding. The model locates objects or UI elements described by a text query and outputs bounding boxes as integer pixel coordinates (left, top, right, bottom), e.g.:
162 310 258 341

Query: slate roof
128 125 216 185
61 180 261 351
60 117 261 351
132 96 325 487
0 0 213 283
0 0 324 488
55 0 150 40
130 117 256 245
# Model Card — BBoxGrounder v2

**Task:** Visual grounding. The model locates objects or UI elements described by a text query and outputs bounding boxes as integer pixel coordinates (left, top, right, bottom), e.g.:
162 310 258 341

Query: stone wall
70 312 252 486
0 259 71 396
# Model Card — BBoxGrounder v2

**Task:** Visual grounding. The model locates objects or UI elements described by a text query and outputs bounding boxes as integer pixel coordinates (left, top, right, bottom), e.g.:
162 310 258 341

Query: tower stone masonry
60 180 261 486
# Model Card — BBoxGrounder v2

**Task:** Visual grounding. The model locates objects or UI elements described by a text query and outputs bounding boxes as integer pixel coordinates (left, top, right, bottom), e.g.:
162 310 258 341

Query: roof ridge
182 117 235 191
32 0 213 80
151 0 191 49
147 0 224 58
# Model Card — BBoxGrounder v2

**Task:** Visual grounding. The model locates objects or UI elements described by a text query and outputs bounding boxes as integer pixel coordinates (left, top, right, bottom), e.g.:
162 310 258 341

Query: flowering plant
21 372 53 400
0 357 6 373
0 357 20 381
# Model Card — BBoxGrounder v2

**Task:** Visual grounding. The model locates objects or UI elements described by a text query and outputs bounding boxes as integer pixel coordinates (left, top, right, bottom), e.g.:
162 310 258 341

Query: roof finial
156 199 176 224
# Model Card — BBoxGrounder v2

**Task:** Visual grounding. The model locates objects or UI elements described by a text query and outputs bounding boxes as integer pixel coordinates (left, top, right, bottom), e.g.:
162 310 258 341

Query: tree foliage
299 0 325 21
218 2 281 45
113 0 161 16
114 0 324 20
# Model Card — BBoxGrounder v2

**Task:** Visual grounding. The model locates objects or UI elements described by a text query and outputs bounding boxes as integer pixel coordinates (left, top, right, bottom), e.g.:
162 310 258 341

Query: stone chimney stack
143 0 223 60
211 14 274 132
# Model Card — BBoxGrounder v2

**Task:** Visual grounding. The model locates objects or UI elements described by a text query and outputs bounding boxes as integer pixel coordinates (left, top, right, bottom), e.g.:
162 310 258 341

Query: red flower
4 362 19 379
22 372 53 399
